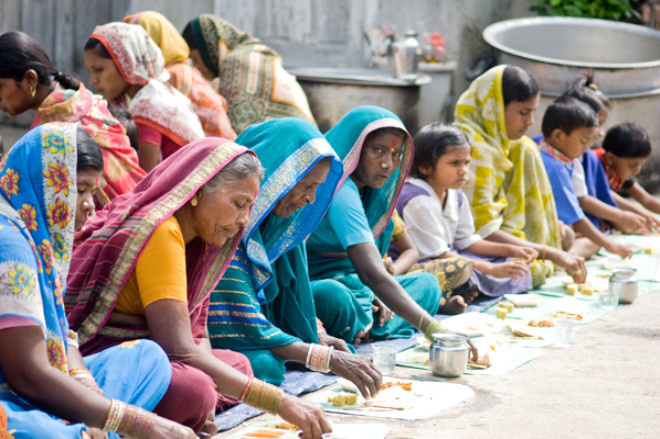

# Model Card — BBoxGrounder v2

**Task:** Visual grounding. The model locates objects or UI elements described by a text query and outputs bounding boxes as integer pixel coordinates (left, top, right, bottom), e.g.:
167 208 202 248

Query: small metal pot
610 268 638 304
429 333 469 377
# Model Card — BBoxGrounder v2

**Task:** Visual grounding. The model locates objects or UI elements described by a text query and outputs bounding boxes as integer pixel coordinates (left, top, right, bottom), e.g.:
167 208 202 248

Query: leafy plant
529 0 642 21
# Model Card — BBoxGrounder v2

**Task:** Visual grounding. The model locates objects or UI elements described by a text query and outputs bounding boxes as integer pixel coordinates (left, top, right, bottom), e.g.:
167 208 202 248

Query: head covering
325 105 413 239
238 118 342 296
123 11 190 65
32 83 146 202
90 22 204 146
188 14 260 78
0 123 78 380
65 138 255 345
185 14 315 134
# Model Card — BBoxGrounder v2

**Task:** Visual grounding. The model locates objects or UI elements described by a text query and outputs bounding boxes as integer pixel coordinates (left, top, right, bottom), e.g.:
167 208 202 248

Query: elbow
159 339 200 364
6 367 55 403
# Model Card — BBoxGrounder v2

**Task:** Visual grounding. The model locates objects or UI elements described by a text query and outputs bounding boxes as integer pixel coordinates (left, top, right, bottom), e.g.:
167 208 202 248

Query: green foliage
529 0 642 21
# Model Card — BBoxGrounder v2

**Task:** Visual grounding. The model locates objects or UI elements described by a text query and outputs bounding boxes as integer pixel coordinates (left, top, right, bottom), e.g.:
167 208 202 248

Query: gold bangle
424 319 446 342
244 379 284 415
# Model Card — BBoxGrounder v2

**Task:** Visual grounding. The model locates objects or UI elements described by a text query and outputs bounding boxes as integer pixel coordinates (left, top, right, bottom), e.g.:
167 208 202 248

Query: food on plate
338 378 359 393
528 319 554 327
503 293 541 307
644 247 653 254
552 311 583 320
496 307 508 320
241 429 289 438
382 381 413 391
581 286 594 296
566 284 578 296
329 392 359 407
468 351 491 369
270 422 299 431
498 301 515 313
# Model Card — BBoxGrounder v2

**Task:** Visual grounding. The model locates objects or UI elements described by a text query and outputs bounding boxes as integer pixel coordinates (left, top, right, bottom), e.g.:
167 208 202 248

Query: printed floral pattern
42 129 73 157
43 162 72 196
38 240 54 275
47 198 71 229
17 204 38 231
0 169 19 199
46 337 67 372
52 233 68 260
7 263 35 294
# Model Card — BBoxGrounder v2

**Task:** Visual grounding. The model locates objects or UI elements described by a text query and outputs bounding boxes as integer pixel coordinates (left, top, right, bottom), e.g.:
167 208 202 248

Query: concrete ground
216 289 660 439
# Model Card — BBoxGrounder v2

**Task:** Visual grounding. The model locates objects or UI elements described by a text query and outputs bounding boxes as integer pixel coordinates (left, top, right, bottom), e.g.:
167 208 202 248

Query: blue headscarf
324 105 413 239
240 118 343 296
0 123 78 384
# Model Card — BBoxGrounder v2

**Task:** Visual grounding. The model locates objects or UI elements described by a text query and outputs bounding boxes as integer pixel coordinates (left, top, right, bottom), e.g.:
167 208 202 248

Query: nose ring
82 201 89 208
380 162 388 169
304 195 311 203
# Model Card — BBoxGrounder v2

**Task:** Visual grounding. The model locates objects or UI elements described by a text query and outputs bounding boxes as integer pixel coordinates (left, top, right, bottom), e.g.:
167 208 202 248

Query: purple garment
459 251 532 297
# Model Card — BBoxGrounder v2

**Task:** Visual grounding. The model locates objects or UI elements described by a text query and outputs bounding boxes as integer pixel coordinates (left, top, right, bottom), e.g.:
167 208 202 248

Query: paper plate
503 293 542 307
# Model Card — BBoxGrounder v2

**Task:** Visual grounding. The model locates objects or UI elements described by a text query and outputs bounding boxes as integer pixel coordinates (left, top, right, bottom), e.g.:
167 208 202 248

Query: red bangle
239 376 253 403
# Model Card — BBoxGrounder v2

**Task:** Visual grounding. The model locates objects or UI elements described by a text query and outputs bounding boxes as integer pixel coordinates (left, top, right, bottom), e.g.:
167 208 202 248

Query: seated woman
182 14 316 134
84 22 204 172
306 106 470 352
0 30 145 203
208 118 382 395
64 138 330 436
0 123 194 438
455 65 587 285
397 123 535 305
123 10 237 140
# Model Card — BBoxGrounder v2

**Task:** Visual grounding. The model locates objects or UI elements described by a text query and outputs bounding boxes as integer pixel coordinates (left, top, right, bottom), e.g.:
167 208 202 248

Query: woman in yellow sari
123 10 236 140
455 65 586 286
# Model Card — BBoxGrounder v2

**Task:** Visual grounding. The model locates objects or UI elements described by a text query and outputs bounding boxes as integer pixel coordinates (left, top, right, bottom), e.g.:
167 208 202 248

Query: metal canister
609 268 638 304
388 31 421 79
429 333 469 377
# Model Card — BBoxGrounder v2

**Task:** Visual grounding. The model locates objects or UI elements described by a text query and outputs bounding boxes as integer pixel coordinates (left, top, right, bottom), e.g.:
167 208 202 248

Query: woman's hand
492 260 530 280
149 415 197 438
466 338 479 362
318 331 351 353
371 297 394 327
329 351 382 398
278 394 332 439
605 242 633 260
382 257 396 275
507 245 537 262
82 428 107 439
613 211 648 235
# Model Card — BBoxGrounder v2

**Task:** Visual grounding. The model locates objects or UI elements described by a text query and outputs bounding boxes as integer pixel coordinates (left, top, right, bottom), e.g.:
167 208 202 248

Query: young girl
84 22 204 172
397 123 536 298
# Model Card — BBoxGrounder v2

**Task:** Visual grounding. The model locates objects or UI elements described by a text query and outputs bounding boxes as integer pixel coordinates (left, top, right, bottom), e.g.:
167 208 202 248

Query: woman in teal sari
208 118 381 396
307 106 464 349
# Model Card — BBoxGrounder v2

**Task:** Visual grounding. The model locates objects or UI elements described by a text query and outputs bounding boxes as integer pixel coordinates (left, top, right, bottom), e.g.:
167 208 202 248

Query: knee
560 222 575 251
211 349 253 377
313 279 353 309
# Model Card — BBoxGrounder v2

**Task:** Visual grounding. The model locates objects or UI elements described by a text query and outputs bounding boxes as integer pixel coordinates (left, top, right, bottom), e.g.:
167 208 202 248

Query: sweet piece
644 247 653 254
566 284 578 296
496 307 508 319
499 302 515 312
581 286 594 296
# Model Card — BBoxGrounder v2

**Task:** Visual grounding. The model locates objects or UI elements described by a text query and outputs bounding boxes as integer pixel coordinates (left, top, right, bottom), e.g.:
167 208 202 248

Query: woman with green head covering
208 118 382 398
306 106 471 354
182 14 316 134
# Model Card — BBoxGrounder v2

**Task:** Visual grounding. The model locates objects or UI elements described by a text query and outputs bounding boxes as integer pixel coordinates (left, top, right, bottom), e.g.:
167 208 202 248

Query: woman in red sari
64 138 331 437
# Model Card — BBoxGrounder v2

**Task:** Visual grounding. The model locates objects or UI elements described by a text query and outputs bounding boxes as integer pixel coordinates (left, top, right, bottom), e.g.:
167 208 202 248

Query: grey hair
203 152 264 194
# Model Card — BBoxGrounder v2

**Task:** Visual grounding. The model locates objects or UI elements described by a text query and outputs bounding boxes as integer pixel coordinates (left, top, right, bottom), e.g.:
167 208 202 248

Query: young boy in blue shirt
539 96 632 260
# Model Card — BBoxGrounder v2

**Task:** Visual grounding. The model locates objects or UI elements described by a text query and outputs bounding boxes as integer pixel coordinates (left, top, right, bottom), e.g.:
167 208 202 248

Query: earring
31 87 36 97
190 198 198 207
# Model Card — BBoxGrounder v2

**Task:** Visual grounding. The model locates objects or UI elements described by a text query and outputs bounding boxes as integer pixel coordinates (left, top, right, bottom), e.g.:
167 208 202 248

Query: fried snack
528 319 554 327
468 351 491 369
271 422 299 431
499 301 515 313
328 393 358 407
496 307 508 319
566 284 578 296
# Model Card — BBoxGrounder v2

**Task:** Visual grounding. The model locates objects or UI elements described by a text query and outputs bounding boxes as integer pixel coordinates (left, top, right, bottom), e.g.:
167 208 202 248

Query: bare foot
438 295 467 315
460 285 479 304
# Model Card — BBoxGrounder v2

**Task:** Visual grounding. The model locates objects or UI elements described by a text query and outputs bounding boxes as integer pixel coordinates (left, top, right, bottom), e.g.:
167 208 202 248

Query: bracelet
325 346 334 372
417 313 426 331
424 319 447 342
238 375 253 403
244 379 284 415
307 344 332 373
102 399 156 439
69 368 105 397
305 344 314 369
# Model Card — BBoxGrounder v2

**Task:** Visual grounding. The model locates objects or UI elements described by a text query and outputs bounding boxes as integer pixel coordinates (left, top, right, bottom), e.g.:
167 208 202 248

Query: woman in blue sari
306 106 458 348
0 123 193 438
208 118 381 396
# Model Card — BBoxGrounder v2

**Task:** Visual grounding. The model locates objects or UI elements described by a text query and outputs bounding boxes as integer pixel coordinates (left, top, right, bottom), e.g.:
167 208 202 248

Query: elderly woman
306 106 464 352
83 22 204 171
182 14 316 134
123 10 236 140
208 118 382 396
0 30 145 203
64 137 331 437
455 65 587 285
0 123 194 438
